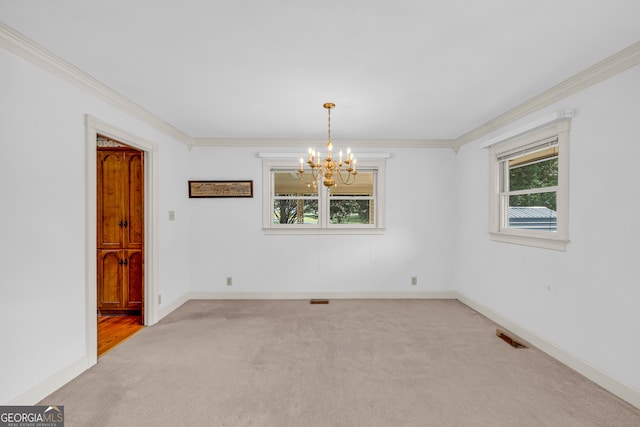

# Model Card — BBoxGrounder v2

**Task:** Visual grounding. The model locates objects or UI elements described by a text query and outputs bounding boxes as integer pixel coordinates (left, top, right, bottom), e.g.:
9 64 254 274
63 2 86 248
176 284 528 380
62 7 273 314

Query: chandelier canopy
298 103 356 188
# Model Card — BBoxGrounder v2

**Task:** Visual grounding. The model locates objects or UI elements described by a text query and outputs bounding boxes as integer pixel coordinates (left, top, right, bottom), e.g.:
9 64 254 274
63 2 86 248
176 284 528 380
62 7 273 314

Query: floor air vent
496 329 527 348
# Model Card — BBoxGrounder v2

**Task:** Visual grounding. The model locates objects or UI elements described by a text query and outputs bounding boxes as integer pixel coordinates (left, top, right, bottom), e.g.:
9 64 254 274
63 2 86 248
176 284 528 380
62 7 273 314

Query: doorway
85 115 159 365
96 135 144 355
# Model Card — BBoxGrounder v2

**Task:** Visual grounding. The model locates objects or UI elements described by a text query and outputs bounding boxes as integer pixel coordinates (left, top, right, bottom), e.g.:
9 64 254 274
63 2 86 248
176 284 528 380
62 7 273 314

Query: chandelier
298 102 356 188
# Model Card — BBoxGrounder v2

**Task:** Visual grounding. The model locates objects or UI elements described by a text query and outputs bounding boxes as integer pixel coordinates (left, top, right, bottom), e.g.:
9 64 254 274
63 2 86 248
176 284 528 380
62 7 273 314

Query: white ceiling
1 0 639 142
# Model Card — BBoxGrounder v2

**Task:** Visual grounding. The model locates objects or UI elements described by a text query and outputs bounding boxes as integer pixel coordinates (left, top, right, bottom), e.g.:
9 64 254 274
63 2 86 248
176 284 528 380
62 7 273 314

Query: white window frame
488 119 570 250
261 155 387 235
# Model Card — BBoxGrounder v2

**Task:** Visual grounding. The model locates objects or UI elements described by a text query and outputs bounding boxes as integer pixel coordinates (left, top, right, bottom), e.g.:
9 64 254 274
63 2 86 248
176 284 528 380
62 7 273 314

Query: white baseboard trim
186 290 458 300
8 356 89 405
456 292 640 410
15 291 636 409
158 293 192 321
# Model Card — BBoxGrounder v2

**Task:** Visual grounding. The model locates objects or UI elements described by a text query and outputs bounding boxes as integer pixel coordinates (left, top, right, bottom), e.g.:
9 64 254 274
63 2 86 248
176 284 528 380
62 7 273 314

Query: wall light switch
169 210 175 221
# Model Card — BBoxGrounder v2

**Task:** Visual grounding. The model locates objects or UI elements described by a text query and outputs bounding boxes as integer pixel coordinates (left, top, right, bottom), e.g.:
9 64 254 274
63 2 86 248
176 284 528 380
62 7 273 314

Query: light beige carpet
41 299 640 426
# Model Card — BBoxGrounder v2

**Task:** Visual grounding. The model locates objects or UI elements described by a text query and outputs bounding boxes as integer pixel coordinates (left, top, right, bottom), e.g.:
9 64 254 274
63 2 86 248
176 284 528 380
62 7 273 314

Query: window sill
489 231 569 251
264 227 385 235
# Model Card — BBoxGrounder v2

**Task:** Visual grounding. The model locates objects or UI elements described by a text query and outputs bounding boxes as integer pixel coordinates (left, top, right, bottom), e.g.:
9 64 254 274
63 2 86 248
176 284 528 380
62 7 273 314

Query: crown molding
3 20 638 151
453 41 640 149
257 152 391 159
189 137 455 150
0 21 192 145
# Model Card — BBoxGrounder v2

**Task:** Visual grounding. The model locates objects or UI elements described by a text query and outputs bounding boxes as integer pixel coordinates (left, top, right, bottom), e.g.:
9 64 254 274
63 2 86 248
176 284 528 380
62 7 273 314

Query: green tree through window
509 156 558 211
330 200 371 224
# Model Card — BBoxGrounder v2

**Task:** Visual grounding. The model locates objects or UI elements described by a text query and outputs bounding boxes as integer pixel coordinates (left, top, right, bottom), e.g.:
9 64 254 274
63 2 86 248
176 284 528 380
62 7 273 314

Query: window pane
329 200 373 224
274 171 318 196
508 192 557 231
330 171 374 196
509 154 558 192
273 199 318 224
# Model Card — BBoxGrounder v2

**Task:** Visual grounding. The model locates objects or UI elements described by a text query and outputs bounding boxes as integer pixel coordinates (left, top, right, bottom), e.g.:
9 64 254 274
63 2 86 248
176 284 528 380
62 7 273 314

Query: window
273 170 319 225
262 156 386 234
488 119 570 250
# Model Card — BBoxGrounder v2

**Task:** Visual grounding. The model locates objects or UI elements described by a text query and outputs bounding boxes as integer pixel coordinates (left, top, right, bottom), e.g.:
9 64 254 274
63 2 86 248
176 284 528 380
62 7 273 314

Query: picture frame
188 180 253 198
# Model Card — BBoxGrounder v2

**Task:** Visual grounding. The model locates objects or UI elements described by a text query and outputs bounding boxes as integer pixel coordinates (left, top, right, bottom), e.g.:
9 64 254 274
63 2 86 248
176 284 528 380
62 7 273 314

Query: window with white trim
488 119 570 250
262 157 386 234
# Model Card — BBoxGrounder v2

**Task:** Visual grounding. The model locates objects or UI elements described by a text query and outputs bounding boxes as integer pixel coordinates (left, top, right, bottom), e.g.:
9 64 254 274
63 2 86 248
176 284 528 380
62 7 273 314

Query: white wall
3 32 638 407
187 146 457 295
156 141 192 311
454 65 640 393
0 48 191 404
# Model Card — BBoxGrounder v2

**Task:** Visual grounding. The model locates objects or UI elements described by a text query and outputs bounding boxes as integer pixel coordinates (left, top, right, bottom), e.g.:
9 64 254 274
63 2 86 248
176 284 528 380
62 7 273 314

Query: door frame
85 115 159 366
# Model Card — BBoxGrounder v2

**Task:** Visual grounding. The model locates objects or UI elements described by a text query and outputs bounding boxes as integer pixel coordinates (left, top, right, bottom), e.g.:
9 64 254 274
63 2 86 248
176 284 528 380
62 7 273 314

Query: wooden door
97 150 144 249
96 249 143 311
124 249 143 309
97 250 123 308
97 151 125 249
97 146 144 317
124 152 144 249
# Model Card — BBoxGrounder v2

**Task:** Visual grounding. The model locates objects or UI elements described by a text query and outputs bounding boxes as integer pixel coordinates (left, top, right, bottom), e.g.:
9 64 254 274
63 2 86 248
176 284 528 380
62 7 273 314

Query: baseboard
158 292 192 321
17 291 636 409
455 292 640 410
8 356 88 405
187 290 458 300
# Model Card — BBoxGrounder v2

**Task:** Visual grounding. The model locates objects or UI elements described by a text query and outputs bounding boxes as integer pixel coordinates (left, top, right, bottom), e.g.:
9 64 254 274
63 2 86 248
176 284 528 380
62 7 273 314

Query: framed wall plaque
188 180 253 198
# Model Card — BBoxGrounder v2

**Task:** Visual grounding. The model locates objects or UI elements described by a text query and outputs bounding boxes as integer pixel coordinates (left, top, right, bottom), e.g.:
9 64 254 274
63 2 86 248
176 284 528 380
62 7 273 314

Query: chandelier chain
327 106 331 143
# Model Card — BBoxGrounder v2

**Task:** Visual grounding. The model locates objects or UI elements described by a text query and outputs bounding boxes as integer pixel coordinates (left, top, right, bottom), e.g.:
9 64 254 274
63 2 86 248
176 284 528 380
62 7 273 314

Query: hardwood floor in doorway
98 315 144 357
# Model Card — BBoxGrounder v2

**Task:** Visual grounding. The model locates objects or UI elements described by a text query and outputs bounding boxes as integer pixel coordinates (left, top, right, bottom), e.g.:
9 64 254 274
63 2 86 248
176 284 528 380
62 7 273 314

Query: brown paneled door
97 143 144 325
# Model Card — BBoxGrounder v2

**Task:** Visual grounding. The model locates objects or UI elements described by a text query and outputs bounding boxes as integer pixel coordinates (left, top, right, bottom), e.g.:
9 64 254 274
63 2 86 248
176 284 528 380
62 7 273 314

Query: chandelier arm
298 171 315 186
335 167 355 185
311 166 322 182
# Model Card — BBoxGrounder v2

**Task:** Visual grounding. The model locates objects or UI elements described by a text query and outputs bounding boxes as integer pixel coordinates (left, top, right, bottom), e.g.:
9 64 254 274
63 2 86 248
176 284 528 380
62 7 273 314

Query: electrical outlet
411 276 418 286
168 210 175 221
226 277 233 286
158 294 162 304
